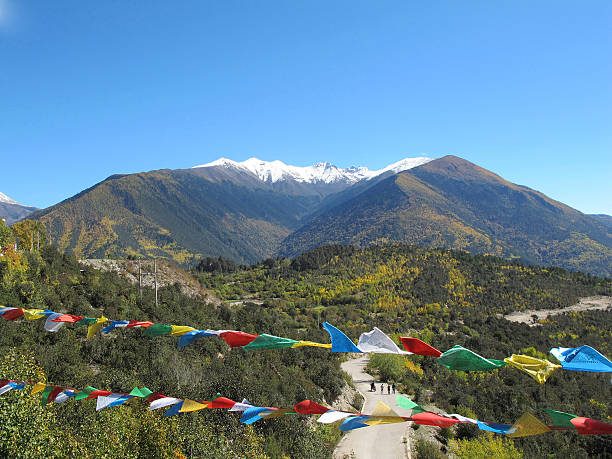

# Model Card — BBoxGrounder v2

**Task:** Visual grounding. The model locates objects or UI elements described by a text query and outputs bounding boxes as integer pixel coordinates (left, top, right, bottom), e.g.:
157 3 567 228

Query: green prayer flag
74 386 98 401
129 387 153 398
242 334 299 350
544 408 578 428
143 324 172 337
40 385 53 406
77 317 98 326
437 345 507 371
396 395 425 413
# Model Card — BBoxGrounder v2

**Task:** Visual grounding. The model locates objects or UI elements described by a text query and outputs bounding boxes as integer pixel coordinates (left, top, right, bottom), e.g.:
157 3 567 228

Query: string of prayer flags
437 345 507 371
550 346 612 372
2 304 611 384
2 378 612 436
503 354 561 384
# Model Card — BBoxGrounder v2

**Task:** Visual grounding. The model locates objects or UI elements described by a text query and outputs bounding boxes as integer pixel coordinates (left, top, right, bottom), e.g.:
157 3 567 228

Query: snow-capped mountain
0 191 20 205
193 157 433 184
0 192 38 225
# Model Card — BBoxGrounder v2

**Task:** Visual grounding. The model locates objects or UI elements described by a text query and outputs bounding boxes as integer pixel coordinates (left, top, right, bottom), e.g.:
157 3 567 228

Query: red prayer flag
147 392 167 403
571 417 612 435
86 390 113 400
51 314 84 323
293 400 330 415
219 331 258 348
2 309 24 321
399 337 442 357
208 397 237 409
411 412 461 427
48 386 65 403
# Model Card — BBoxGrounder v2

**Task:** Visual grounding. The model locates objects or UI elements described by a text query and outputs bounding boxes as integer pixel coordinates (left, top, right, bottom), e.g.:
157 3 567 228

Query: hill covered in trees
1 227 611 457
197 244 612 458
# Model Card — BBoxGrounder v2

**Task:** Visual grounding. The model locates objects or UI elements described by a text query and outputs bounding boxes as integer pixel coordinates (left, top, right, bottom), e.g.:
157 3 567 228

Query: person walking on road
380 384 384 394
392 383 396 394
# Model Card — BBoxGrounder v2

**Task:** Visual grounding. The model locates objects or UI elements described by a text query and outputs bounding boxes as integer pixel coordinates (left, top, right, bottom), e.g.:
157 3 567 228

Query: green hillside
197 244 612 458
281 156 612 277
30 170 323 264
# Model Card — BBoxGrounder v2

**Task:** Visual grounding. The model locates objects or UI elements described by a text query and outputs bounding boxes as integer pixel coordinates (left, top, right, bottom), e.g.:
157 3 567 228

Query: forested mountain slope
0 245 347 458
281 156 612 277
29 169 327 264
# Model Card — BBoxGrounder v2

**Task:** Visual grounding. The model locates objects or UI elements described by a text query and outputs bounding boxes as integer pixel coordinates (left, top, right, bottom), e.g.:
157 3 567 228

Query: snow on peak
0 192 20 205
193 156 433 184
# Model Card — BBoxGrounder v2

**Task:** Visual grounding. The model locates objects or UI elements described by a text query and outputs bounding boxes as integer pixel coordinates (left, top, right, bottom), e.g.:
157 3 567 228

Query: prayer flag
438 345 506 371
2 308 24 321
87 317 108 339
504 354 561 384
543 408 578 428
507 412 551 437
340 415 371 431
44 313 66 332
411 412 461 427
322 322 362 353
149 397 181 411
399 337 442 357
178 330 216 348
51 314 84 323
396 395 425 413
550 346 612 372
571 417 612 435
357 327 408 354
170 325 197 336
143 324 173 337
179 399 208 412
219 331 258 348
317 410 354 424
241 334 299 350
294 400 330 415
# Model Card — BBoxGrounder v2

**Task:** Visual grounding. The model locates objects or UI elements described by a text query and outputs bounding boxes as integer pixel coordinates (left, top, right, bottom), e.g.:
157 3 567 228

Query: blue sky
1 1 611 214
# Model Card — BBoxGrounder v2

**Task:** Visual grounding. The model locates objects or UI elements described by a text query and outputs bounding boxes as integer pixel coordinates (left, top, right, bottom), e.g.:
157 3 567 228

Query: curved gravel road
333 355 412 459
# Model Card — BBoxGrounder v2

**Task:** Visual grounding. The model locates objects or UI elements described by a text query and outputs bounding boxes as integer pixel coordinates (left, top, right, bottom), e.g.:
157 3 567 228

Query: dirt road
333 355 412 459
503 295 612 326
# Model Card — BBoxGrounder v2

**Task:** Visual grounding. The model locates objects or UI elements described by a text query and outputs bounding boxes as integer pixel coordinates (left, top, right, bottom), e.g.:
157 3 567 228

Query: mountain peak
193 156 433 185
0 191 20 205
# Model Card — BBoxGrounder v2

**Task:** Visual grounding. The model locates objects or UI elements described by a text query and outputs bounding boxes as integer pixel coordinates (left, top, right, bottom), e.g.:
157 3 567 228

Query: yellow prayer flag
31 382 47 395
364 401 407 425
365 415 406 426
507 412 551 437
179 399 208 413
23 309 46 320
291 341 333 349
87 317 108 339
170 325 197 336
504 354 561 384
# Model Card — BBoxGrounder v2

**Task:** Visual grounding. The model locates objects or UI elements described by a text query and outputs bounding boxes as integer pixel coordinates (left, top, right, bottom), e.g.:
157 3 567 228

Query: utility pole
138 259 142 300
154 258 158 308
36 231 40 251
30 233 33 251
